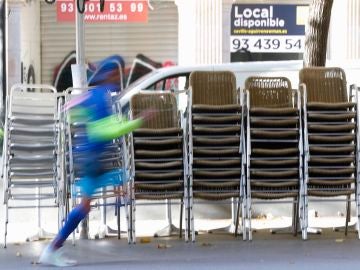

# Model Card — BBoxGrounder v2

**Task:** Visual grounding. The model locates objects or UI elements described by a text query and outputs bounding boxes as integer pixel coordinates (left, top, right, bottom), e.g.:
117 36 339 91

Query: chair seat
309 135 355 143
135 149 182 158
134 138 182 147
193 115 241 124
309 145 355 154
252 147 298 156
10 155 54 162
308 179 354 185
193 192 239 200
10 115 55 124
193 136 240 146
307 102 356 110
8 180 54 187
251 159 298 167
307 189 354 197
251 180 298 188
309 167 355 176
135 161 183 170
251 170 298 178
135 171 183 180
194 170 241 179
135 193 183 200
308 123 355 132
193 159 241 168
10 143 55 150
193 126 240 135
194 148 239 157
193 181 239 189
251 191 298 199
192 104 241 113
134 127 182 137
250 107 298 116
308 112 356 121
310 157 354 165
135 182 182 191
10 171 54 177
251 130 298 139
251 118 298 127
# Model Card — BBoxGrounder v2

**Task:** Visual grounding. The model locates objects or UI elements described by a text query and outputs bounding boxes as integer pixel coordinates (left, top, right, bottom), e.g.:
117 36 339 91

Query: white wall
7 0 40 90
328 0 360 62
176 0 222 65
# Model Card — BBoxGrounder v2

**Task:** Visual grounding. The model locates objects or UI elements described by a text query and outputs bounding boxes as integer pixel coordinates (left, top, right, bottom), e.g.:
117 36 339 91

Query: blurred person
39 86 154 267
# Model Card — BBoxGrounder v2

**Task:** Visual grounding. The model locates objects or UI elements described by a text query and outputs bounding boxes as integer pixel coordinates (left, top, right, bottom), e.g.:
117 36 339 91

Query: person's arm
86 114 143 142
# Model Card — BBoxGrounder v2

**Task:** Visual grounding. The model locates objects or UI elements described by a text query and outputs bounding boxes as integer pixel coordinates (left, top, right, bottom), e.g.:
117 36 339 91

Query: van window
146 73 190 91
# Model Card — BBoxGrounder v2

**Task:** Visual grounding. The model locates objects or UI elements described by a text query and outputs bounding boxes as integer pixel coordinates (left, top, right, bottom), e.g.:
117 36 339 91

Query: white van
119 59 360 112
119 60 304 110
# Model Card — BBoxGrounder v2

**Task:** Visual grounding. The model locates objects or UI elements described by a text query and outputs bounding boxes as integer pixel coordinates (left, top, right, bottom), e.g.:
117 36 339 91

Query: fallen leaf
200 242 212 247
157 243 172 249
140 237 151 244
335 239 344 243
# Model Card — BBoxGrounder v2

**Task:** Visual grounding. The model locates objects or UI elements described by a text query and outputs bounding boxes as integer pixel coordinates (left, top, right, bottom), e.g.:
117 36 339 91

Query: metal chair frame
244 78 304 241
301 69 360 240
187 71 246 242
2 84 63 248
126 91 189 243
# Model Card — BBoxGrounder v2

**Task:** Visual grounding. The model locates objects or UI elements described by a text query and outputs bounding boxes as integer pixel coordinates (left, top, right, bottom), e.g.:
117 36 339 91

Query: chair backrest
189 71 237 105
130 92 178 129
245 76 293 108
10 90 57 115
299 67 347 103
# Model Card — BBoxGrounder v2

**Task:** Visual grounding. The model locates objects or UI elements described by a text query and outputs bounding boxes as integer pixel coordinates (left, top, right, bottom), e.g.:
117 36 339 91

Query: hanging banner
57 0 148 23
230 4 308 55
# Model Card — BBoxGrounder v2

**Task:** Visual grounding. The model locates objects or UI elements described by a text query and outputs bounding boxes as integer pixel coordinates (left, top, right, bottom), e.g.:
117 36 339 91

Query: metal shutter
40 1 178 85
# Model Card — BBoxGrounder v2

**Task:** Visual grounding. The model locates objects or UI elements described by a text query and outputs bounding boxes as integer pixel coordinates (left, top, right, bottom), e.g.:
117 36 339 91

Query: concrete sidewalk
1 230 359 270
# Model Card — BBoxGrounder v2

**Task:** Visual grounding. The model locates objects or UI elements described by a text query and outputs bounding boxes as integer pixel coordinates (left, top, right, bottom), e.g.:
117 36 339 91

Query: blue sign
230 4 308 54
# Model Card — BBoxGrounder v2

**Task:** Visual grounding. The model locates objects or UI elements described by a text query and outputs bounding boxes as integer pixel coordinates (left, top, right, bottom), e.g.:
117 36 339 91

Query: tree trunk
304 0 334 67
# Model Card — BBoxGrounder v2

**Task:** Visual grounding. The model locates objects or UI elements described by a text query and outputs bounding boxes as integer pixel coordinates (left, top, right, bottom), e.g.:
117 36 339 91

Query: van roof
154 60 304 74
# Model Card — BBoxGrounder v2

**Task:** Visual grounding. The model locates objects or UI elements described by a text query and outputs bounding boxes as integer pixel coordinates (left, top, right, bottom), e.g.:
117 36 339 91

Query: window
146 73 190 91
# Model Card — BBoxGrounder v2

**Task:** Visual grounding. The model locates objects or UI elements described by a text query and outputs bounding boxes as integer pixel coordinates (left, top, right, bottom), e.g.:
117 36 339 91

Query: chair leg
242 195 247 241
235 198 241 238
303 193 308 240
184 195 188 242
117 195 121 240
4 202 8 248
293 198 298 237
190 195 195 242
299 185 304 238
345 194 351 236
179 198 183 239
247 198 252 241
187 197 191 241
125 200 131 244
357 192 360 239
132 200 136 244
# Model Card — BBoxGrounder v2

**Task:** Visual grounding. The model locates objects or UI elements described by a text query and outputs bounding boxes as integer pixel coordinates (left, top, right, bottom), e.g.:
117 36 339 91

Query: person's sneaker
39 246 77 267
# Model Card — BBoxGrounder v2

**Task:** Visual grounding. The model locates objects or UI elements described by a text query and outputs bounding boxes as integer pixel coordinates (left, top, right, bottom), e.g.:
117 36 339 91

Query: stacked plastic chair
300 67 360 239
244 77 303 240
63 89 129 242
126 92 188 243
2 84 63 247
188 71 245 242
